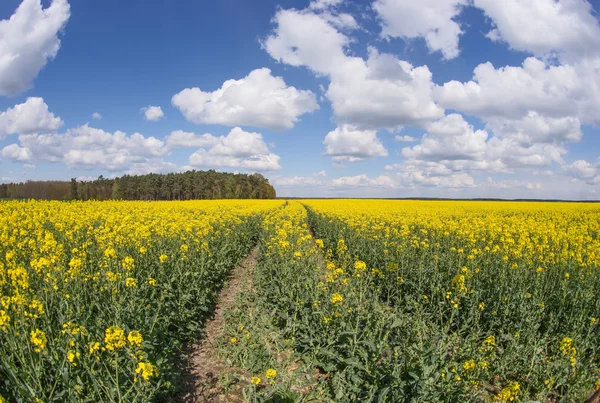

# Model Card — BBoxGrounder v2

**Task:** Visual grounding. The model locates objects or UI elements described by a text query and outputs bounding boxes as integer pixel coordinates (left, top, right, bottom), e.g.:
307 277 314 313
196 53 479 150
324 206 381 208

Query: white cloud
402 114 488 161
474 0 600 59
1 143 32 162
374 0 468 59
165 130 219 149
435 57 600 127
435 58 580 121
92 112 102 120
141 105 164 121
332 174 397 188
323 125 388 162
331 171 475 189
314 170 327 177
432 57 598 175
264 8 444 130
0 97 63 139
0 0 70 96
394 110 576 178
395 135 417 142
187 127 281 171
485 112 582 145
328 49 444 129
1 123 170 174
309 0 345 10
484 177 542 191
272 175 324 187
486 137 567 168
399 170 475 188
562 159 600 185
172 68 318 130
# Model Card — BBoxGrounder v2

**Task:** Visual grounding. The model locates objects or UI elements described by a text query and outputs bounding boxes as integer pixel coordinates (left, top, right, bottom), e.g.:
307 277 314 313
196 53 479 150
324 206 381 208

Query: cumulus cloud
141 105 164 121
402 114 488 161
187 127 281 171
474 0 600 59
323 125 388 162
395 135 417 142
331 174 398 189
485 113 582 145
484 177 542 190
374 0 468 60
272 175 324 187
0 0 71 96
264 8 443 130
562 159 600 185
394 110 578 180
1 124 170 174
431 57 597 174
92 112 102 120
0 97 63 139
435 58 581 121
165 130 218 149
435 57 600 127
172 68 318 130
331 171 475 189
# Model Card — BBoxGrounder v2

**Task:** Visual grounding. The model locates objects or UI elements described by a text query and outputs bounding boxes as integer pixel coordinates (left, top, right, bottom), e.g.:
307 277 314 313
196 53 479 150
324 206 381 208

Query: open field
1 199 600 402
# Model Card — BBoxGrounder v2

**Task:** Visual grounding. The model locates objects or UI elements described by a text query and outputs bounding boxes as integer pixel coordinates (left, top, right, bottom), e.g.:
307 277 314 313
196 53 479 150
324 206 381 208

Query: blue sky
1 0 599 199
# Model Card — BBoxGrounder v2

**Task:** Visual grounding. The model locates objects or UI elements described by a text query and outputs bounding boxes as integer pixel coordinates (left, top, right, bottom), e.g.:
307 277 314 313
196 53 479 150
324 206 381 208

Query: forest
0 170 276 200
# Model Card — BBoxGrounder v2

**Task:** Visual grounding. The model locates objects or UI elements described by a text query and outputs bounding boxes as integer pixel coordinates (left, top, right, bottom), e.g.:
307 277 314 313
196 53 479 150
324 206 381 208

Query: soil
179 246 259 403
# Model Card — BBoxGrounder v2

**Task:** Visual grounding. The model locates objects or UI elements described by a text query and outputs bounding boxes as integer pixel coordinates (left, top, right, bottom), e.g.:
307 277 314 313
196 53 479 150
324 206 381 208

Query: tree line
0 170 276 200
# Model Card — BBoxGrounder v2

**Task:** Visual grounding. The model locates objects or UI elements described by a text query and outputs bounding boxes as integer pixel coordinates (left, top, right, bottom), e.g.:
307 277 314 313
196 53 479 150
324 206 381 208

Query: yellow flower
135 361 158 381
493 382 520 402
180 244 189 253
147 277 157 286
127 330 143 347
125 277 137 288
251 376 261 385
266 368 276 379
452 274 467 294
462 360 476 371
104 247 116 259
139 246 147 254
67 350 80 366
565 273 570 279
122 256 135 270
104 326 126 350
559 337 577 367
315 239 324 248
479 303 485 311
0 310 10 331
330 293 343 304
30 329 47 352
159 254 168 263
481 335 496 352
89 341 100 355
230 337 237 344
353 260 367 277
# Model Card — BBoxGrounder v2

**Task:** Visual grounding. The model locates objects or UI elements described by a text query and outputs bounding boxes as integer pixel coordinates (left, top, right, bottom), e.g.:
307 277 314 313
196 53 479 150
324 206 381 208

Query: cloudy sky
1 0 599 199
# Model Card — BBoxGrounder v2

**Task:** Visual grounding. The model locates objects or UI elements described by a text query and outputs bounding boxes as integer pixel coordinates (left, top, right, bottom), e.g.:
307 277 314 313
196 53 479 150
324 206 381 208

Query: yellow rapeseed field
2 199 599 402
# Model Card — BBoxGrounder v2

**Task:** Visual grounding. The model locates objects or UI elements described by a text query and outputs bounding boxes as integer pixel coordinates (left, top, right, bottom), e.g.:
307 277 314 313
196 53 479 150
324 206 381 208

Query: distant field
1 199 599 402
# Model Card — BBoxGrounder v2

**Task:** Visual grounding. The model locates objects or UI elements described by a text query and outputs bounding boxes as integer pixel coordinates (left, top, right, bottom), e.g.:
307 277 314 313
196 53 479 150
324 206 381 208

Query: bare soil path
180 246 259 403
